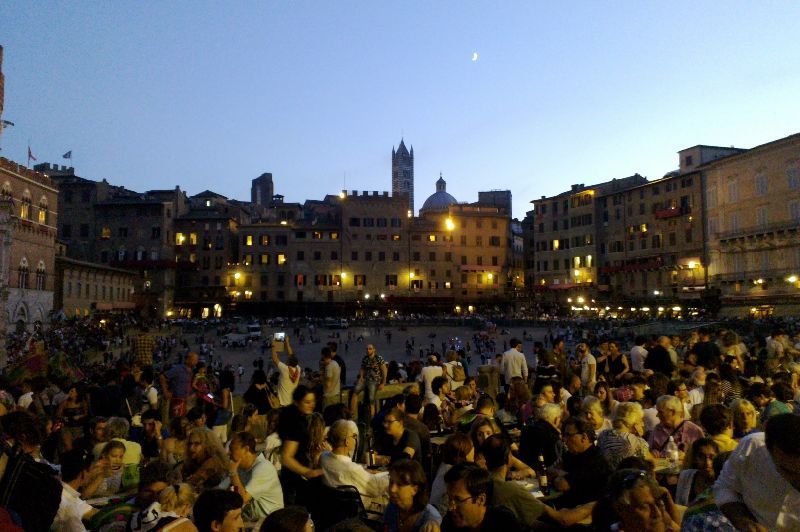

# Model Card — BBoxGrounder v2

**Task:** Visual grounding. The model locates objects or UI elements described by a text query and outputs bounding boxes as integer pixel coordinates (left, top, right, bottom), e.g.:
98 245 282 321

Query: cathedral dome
421 175 457 211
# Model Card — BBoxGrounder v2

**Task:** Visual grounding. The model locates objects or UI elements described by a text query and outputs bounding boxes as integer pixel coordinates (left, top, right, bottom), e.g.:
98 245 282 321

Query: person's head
509 338 522 351
698 404 732 437
229 431 258 465
576 342 589 360
251 370 267 387
100 440 126 471
327 419 359 453
655 395 684 430
431 376 449 397
553 338 565 351
582 395 606 431
765 413 800 491
444 462 493 529
185 352 199 368
667 379 688 400
292 385 316 415
404 393 423 418
465 376 478 394
61 447 91 483
388 459 429 513
169 416 190 440
187 427 229 469
136 460 171 508
562 416 595 455
630 376 648 401
481 434 510 472
158 483 197 516
730 398 758 436
260 506 314 532
746 381 772 407
687 438 719 479
142 409 162 436
366 344 376 357
475 395 495 415
470 417 501 448
193 489 244 532
594 380 611 404
772 382 794 403
608 469 666 531
441 432 475 466
320 347 332 367
613 402 645 436
89 416 108 443
538 402 563 432
608 341 620 356
187 406 207 427
382 407 406 438
537 382 556 404
105 416 130 440
218 369 235 391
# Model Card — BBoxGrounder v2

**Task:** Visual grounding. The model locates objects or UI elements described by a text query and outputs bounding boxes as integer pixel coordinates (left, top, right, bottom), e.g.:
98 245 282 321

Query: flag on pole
27 146 37 166
62 151 72 159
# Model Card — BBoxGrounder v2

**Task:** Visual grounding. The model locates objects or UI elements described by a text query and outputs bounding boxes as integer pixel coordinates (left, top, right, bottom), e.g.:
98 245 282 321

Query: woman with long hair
429 433 474 515
593 381 618 416
181 427 230 490
675 438 720 506
162 416 190 467
382 459 442 532
57 383 89 451
306 412 331 468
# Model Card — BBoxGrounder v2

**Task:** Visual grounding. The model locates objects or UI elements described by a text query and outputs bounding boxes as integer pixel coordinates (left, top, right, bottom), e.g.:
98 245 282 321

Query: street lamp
787 275 798 284
445 217 455 231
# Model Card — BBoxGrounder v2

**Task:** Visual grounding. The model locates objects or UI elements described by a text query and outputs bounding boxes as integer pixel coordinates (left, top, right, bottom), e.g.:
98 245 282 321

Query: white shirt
630 346 648 373
17 391 33 410
324 360 341 397
276 361 300 407
237 454 284 521
714 431 800 529
688 386 705 407
52 481 92 532
319 451 390 514
419 365 444 399
501 347 528 383
580 354 597 388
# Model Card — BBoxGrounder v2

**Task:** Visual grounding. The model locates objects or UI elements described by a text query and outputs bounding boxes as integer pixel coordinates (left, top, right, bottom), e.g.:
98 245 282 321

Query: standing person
353 344 387 420
606 341 630 384
320 347 341 409
419 355 444 404
278 386 323 505
134 326 155 368
271 335 299 408
211 369 235 444
549 338 567 382
161 352 198 420
630 336 649 374
501 339 528 392
574 343 596 393
328 341 347 389
237 364 244 384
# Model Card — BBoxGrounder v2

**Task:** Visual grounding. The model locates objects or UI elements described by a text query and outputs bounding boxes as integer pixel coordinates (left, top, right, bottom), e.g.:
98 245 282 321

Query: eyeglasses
448 494 475 507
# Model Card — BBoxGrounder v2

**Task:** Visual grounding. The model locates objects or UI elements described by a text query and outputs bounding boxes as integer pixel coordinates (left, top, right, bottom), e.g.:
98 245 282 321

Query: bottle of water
666 436 679 470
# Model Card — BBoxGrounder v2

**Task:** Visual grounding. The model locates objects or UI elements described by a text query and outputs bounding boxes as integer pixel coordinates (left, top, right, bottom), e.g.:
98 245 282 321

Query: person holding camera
271 334 299 407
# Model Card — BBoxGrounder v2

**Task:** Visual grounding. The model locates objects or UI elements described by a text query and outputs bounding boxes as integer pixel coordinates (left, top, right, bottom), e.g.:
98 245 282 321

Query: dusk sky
1 2 799 219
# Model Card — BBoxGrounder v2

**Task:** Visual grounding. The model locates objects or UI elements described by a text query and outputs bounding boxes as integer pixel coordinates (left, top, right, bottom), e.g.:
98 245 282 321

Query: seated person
648 395 704 458
193 489 244 532
550 416 612 507
482 435 594 528
597 402 653 469
441 463 523 531
93 416 143 466
375 408 421 465
129 483 197 532
519 403 563 468
676 438 720 506
54 448 99 531
698 404 738 453
319 420 390 514
82 440 126 498
470 417 533 479
134 410 166 461
226 431 284 520
605 469 680 532
181 427 229 490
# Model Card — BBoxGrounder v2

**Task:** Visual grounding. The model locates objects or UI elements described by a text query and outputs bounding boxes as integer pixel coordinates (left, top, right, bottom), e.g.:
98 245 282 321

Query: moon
471 52 479 62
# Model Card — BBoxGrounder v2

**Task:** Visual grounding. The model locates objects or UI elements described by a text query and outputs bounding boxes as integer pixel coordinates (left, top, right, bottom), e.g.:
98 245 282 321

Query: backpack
450 362 466 382
0 443 62 532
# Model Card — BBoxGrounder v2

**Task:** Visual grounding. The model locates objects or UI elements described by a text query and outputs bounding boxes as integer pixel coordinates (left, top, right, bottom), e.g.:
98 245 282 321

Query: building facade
703 133 800 316
0 158 58 327
54 249 138 318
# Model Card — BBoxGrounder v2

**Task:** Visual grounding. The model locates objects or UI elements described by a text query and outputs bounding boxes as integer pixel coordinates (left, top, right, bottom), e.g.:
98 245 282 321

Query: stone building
703 132 800 316
0 158 58 327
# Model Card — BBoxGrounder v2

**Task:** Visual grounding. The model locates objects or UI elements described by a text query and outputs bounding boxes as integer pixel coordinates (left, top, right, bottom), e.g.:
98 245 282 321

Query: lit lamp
445 217 455 231
577 296 585 304
787 275 798 284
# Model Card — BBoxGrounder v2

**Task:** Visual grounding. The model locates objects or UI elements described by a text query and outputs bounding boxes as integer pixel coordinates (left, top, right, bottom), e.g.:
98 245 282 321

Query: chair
311 483 381 530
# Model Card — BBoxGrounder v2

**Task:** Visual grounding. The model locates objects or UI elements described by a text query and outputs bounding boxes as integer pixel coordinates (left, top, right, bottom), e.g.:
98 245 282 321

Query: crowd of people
0 315 799 531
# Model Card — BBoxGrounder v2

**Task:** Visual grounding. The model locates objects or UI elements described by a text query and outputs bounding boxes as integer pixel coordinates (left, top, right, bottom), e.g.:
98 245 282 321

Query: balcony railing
654 205 691 219
716 221 799 241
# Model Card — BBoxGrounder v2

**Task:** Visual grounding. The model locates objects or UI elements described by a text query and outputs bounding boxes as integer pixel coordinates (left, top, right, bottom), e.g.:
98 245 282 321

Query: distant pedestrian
237 364 244 383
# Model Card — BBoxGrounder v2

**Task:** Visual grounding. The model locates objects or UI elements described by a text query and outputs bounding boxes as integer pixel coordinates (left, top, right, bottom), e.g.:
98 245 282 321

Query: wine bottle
537 454 550 495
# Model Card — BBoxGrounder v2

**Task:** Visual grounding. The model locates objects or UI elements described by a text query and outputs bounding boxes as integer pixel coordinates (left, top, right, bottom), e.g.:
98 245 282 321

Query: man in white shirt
630 336 648 373
501 338 528 389
53 449 100 532
419 355 444 402
714 413 800 531
320 419 389 514
321 347 341 408
271 335 299 407
227 431 284 521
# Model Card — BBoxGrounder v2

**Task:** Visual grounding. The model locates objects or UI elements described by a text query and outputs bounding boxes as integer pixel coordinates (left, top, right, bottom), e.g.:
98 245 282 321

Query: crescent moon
472 52 479 62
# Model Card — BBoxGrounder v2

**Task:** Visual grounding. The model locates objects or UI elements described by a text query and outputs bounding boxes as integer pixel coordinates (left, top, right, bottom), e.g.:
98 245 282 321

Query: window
756 207 768 228
391 218 402 228
151 226 161 240
277 253 287 265
295 274 305 287
444 252 452 261
38 200 48 224
354 275 366 287
80 224 90 238
101 227 111 239
17 259 29 289
476 256 483 266
669 232 676 246
461 255 467 265
118 227 129 238
492 256 498 266
790 201 800 222
460 235 467 245
35 263 45 290
377 218 387 227
385 275 398 287
755 174 768 196
363 218 375 227
729 213 739 233
413 252 421 261
428 234 436 242
788 167 800 189
176 232 186 245
392 234 401 241
260 254 270 265
245 235 253 246
295 231 306 239
312 231 322 240
475 236 483 246
727 180 738 203
260 235 270 246
378 251 386 261
349 218 361 227
62 224 72 238
189 233 197 245
490 236 501 246
331 251 338 260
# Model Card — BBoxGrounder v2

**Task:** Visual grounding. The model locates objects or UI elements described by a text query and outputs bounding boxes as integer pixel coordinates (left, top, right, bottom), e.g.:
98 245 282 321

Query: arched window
1 182 12 199
18 258 29 289
38 197 48 224
20 191 32 220
35 261 46 290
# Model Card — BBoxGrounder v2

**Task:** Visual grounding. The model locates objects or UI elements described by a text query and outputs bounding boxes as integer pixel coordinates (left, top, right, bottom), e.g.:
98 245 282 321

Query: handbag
266 384 281 409
0 442 62 531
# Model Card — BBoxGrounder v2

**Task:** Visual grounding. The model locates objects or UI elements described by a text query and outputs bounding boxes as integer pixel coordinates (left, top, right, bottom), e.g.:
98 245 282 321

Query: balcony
716 221 799 242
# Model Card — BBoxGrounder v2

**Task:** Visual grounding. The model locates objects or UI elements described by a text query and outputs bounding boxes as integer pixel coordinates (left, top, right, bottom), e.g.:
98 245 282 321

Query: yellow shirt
711 433 738 453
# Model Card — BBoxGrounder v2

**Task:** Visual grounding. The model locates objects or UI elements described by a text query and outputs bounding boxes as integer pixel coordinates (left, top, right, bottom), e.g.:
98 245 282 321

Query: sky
1 2 799 220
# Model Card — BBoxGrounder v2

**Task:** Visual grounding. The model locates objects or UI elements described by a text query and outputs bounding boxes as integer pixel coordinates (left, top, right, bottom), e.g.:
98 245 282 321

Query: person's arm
284 336 293 356
281 440 323 478
616 356 630 379
714 440 768 531
271 342 281 367
159 373 172 401
587 362 596 384
542 502 595 527
380 362 388 389
227 461 252 506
